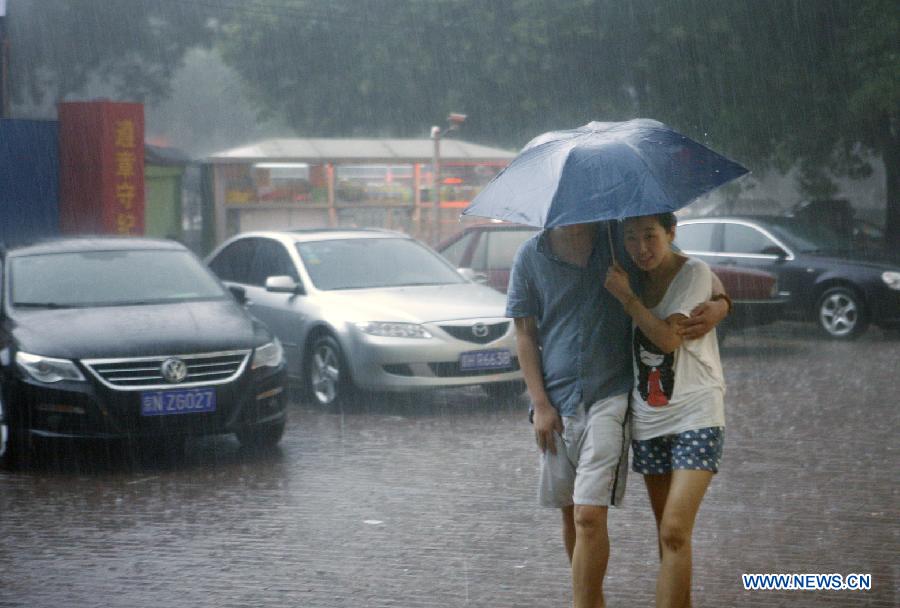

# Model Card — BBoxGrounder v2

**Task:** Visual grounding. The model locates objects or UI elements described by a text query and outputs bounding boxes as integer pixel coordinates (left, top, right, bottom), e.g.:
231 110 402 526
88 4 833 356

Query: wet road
1 323 897 607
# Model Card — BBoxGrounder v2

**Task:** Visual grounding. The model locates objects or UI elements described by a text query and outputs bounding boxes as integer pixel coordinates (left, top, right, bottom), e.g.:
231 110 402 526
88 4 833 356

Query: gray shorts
538 394 630 508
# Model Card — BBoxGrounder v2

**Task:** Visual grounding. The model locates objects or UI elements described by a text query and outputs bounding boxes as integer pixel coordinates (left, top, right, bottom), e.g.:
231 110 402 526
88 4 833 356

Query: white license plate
140 388 216 416
459 349 512 371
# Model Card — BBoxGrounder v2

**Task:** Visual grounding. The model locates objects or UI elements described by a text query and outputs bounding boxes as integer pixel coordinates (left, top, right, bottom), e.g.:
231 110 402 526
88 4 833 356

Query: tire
236 418 286 449
0 391 31 471
482 380 526 401
816 286 868 339
305 335 353 408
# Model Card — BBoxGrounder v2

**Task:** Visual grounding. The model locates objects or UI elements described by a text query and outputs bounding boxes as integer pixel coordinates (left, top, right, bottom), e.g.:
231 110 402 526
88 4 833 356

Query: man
506 221 727 608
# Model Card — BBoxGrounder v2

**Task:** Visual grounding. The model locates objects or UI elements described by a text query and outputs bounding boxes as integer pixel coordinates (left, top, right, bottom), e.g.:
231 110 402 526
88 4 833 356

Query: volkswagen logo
161 358 188 384
472 323 489 338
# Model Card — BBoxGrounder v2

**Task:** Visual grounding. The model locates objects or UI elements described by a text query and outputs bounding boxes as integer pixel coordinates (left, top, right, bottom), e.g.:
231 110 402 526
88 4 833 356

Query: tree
215 1 897 245
7 0 212 114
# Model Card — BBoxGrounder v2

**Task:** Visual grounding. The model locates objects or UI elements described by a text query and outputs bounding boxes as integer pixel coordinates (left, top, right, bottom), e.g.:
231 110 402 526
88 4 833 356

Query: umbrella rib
619 138 678 213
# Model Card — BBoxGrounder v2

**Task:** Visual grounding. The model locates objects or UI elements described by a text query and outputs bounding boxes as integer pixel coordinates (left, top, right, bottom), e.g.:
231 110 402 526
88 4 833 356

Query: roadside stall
204 137 515 245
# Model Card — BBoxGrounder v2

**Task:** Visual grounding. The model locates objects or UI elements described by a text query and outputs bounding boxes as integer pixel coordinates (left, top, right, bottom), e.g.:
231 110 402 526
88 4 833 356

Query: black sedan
0 237 287 468
675 216 900 338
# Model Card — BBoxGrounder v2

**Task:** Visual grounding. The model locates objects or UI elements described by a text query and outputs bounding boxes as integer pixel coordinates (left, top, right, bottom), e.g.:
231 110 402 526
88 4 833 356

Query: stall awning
206 137 516 164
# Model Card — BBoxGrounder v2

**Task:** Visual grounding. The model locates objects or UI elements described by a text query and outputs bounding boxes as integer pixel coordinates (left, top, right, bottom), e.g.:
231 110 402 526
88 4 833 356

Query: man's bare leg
562 505 576 561
572 504 609 608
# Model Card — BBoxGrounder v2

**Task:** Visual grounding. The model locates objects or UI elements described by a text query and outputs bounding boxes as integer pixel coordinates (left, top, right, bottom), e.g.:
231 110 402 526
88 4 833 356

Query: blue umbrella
462 119 748 228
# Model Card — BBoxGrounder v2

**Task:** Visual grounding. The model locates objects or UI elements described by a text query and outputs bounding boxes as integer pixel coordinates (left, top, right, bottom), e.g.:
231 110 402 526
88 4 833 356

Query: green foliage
8 0 213 108
6 0 896 241
217 0 897 240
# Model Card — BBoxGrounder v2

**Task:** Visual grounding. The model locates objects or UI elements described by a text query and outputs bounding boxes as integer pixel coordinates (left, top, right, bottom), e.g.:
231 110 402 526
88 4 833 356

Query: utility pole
430 125 441 246
429 113 466 246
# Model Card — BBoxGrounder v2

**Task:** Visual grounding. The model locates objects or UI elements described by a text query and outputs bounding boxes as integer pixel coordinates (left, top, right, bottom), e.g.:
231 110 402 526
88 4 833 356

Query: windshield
10 250 227 308
296 238 466 290
764 219 854 253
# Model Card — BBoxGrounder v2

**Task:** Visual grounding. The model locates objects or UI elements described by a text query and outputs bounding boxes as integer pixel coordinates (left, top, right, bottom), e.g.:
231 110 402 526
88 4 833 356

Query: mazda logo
161 358 188 384
472 323 489 338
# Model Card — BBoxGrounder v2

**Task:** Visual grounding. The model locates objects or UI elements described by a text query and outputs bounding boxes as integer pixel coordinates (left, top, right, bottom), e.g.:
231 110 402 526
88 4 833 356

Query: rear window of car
296 237 465 290
484 230 535 270
722 223 777 255
440 232 475 267
675 222 718 252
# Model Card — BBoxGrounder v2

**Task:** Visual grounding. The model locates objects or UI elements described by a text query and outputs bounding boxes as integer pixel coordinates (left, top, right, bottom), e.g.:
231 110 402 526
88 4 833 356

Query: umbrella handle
607 221 617 266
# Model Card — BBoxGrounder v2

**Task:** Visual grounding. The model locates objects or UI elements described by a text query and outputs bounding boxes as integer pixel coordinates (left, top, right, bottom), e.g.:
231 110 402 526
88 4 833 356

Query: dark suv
0 237 288 468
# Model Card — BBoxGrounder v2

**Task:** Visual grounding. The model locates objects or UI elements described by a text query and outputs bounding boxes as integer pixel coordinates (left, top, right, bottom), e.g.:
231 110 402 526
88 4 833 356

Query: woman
604 212 726 608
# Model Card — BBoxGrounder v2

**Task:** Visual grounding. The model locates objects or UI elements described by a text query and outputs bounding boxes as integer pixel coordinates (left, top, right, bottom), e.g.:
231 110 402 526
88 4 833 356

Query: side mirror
266 275 305 295
457 267 489 284
228 285 248 305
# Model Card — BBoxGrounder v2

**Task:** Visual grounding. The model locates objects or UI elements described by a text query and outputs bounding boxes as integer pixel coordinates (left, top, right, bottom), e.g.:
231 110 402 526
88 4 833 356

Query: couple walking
506 213 730 608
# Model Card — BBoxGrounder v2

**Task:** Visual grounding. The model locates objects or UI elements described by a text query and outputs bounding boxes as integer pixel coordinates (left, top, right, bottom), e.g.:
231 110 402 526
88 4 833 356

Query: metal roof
206 137 516 164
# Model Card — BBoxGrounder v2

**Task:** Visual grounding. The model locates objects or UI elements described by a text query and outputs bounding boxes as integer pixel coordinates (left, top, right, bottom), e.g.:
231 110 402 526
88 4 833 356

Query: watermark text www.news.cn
742 573 872 591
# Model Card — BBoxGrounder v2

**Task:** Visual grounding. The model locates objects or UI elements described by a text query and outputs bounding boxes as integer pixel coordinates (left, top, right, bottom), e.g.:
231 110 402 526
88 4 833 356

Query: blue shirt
505 224 635 417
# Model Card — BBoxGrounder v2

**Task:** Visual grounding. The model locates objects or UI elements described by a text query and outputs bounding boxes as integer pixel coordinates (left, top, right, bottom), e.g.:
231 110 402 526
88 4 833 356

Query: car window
765 219 849 253
296 237 465 290
486 230 535 270
470 232 488 271
722 224 778 255
675 223 718 252
440 231 475 267
11 250 226 308
209 239 253 284
249 239 300 286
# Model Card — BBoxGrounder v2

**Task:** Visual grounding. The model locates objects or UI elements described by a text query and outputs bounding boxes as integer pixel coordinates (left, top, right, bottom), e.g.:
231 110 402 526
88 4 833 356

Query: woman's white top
630 258 726 440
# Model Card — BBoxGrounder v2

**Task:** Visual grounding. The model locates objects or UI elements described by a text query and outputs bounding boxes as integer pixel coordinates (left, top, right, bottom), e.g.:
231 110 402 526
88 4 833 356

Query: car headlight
355 322 433 339
882 271 900 291
252 339 284 369
15 351 85 383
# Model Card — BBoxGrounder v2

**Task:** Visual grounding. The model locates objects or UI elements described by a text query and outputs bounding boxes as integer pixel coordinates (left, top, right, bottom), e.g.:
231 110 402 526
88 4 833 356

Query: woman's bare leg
655 469 712 608
643 473 671 559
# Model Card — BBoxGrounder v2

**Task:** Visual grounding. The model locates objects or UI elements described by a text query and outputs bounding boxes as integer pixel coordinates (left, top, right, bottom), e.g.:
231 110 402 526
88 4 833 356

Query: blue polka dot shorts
631 427 724 475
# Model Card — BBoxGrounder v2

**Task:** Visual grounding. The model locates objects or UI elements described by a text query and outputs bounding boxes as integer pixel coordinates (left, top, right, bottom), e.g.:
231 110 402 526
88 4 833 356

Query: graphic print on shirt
634 327 675 407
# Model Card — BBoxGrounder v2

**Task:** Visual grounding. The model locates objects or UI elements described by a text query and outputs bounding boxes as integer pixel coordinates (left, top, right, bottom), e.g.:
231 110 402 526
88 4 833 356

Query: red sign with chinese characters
58 101 145 235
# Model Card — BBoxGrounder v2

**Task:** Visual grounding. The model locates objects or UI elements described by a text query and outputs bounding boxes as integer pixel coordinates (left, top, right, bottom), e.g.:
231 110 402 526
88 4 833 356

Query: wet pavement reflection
1 322 897 607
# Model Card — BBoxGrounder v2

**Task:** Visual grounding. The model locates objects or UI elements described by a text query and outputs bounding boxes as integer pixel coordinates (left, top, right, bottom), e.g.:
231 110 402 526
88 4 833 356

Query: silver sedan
206 230 523 406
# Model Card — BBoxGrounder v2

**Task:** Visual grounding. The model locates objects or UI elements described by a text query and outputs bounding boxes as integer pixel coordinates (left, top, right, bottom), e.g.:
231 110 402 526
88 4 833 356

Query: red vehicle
438 223 785 338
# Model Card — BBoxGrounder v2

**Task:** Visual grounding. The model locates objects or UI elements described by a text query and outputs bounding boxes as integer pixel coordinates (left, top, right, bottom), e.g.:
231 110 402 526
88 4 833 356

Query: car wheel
0 391 31 470
817 287 868 339
306 335 352 407
482 381 526 401
236 418 286 449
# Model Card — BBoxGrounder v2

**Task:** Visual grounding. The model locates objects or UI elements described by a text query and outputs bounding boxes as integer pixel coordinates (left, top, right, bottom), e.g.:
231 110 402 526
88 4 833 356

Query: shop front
205 137 515 245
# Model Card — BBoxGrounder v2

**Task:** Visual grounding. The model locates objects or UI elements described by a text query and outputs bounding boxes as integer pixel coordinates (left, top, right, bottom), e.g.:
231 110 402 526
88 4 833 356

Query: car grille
428 357 520 377
439 322 510 344
82 350 251 391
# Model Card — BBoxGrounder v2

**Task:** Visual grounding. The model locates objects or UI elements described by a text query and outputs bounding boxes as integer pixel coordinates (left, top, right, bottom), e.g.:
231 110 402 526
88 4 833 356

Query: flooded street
1 323 897 607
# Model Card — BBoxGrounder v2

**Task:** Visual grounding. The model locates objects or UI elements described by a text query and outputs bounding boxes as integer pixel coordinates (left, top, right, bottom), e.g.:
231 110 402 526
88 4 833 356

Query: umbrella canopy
462 119 748 228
